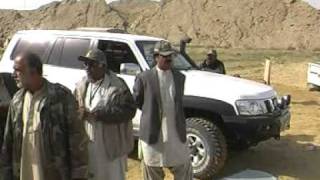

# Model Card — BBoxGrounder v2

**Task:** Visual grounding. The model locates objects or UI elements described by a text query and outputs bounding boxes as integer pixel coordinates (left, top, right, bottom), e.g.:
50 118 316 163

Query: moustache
165 59 172 63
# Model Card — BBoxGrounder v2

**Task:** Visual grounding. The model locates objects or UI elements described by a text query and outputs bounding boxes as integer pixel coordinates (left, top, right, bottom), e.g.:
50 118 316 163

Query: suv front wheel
186 117 227 179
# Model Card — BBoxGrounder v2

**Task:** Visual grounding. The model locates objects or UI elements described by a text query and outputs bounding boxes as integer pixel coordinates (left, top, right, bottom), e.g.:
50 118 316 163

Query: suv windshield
136 41 195 70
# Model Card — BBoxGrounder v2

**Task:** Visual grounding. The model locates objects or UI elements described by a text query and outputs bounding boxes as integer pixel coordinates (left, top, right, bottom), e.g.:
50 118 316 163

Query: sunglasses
83 61 100 68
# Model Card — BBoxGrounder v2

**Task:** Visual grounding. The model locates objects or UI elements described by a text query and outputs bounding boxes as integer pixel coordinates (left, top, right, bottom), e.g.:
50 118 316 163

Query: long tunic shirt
21 85 47 180
84 74 126 180
140 67 190 167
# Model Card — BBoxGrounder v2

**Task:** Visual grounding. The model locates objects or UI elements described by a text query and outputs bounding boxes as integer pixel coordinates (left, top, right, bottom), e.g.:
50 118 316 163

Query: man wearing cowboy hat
199 49 226 74
133 41 192 180
75 49 136 180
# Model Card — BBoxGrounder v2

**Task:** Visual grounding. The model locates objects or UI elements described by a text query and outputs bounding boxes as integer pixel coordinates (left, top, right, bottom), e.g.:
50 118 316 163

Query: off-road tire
186 117 227 180
308 83 320 91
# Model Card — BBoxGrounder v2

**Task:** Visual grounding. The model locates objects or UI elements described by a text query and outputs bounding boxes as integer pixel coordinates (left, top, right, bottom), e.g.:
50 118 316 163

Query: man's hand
79 107 94 121
79 107 98 122
181 36 192 43
86 112 97 122
90 109 101 121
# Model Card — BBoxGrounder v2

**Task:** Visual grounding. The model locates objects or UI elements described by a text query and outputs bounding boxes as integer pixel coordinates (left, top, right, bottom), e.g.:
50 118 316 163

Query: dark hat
154 40 175 56
78 49 107 65
207 49 217 56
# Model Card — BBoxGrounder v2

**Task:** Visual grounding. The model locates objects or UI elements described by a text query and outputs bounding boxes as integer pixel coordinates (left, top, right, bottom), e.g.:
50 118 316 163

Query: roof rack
75 27 127 34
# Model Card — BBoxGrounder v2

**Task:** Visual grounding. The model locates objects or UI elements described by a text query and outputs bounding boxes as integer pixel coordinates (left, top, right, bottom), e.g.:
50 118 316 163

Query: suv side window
47 38 64 66
10 37 52 62
97 40 140 73
59 38 91 69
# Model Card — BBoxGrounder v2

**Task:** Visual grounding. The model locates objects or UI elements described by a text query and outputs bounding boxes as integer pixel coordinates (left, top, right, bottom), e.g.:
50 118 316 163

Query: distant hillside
0 0 320 50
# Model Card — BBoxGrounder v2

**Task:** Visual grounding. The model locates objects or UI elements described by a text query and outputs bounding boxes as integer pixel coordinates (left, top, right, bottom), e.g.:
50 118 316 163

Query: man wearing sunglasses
75 49 136 180
133 41 192 180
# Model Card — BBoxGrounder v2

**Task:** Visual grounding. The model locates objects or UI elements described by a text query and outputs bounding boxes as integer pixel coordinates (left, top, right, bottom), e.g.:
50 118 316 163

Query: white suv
0 30 291 179
307 61 320 90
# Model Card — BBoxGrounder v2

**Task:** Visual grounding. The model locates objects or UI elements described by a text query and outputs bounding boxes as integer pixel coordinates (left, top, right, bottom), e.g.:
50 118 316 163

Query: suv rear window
11 37 52 62
59 38 90 69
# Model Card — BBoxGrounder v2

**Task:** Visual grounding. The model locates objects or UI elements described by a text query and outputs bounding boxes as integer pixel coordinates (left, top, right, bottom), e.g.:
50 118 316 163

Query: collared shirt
139 67 190 167
21 83 47 180
0 75 11 107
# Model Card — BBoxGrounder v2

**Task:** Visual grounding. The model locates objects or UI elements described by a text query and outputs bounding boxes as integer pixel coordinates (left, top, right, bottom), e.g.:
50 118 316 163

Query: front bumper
222 107 291 147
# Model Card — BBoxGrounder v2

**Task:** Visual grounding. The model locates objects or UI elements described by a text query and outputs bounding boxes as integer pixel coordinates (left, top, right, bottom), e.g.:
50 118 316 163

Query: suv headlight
236 100 268 115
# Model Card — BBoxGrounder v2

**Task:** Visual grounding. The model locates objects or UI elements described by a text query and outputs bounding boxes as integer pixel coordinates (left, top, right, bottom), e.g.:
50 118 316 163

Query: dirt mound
0 0 125 45
1 0 320 50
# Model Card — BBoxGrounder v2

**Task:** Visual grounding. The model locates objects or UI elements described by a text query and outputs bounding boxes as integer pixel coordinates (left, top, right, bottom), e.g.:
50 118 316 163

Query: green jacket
1 79 88 180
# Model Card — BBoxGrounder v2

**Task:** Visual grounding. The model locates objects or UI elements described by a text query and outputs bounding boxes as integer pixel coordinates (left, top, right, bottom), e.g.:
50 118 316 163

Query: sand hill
0 0 320 50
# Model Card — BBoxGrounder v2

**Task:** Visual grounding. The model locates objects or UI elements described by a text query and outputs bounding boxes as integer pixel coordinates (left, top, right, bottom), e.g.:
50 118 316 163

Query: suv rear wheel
308 83 320 91
186 117 227 179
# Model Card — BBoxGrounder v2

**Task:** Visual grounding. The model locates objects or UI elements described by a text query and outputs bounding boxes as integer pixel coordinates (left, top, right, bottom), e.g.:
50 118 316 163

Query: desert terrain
0 40 319 180
1 47 318 180
0 34 319 180
1 0 320 50
0 0 319 179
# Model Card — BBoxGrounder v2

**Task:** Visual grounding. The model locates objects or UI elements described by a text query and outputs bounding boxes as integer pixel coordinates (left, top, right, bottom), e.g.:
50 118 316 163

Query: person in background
133 41 192 180
1 52 87 180
75 49 136 180
199 49 226 74
0 73 18 148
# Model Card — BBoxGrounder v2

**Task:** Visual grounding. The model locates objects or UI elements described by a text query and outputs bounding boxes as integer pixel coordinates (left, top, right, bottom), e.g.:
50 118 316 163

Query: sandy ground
126 56 320 180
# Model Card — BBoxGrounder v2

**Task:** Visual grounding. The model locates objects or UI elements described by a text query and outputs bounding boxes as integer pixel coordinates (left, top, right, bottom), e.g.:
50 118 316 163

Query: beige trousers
88 142 126 180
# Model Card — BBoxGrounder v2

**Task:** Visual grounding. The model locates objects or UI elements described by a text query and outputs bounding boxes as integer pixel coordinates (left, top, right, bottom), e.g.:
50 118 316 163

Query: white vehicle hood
182 70 276 105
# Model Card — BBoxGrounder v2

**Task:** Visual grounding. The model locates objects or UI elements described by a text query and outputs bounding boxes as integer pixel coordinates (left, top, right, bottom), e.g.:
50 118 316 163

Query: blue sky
0 0 62 10
0 0 118 10
0 0 318 10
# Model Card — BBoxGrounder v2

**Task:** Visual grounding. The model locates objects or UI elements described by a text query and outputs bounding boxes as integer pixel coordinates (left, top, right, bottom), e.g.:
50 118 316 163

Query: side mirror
120 63 141 75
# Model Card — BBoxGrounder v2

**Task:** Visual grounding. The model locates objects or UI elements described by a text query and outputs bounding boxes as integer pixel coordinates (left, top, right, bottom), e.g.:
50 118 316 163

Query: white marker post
264 59 271 85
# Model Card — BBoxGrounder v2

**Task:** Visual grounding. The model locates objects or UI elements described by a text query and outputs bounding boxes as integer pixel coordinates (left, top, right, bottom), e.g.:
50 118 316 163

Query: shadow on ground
292 100 320 106
219 134 320 180
129 135 320 180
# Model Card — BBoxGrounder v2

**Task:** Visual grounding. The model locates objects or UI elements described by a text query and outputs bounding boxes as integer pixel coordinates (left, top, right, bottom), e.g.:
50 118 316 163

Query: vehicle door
93 39 145 133
307 62 320 87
